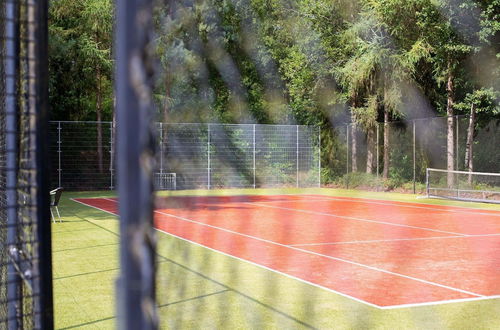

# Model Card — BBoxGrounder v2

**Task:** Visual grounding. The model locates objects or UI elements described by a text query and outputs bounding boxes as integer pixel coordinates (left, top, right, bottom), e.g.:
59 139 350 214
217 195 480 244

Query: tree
49 0 113 172
456 88 499 182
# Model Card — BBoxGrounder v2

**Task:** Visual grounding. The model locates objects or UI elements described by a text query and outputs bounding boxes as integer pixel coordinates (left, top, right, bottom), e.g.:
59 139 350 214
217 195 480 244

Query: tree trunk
465 103 475 185
382 108 389 179
366 126 374 174
446 67 455 188
351 111 358 173
96 65 103 173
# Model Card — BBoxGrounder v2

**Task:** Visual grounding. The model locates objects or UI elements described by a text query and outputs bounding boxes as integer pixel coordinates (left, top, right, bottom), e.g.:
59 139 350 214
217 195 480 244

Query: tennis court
73 194 500 309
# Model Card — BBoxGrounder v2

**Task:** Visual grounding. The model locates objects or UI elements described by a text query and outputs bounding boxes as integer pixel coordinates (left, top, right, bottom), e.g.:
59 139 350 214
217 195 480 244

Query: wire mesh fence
0 0 53 328
49 121 321 191
333 116 500 193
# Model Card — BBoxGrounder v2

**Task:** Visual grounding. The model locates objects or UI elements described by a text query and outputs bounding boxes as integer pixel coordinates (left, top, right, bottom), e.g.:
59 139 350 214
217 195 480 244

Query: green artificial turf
52 188 500 329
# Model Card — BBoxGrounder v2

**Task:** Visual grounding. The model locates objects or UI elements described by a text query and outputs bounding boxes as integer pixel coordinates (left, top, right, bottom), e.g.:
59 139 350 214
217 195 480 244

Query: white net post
426 168 430 197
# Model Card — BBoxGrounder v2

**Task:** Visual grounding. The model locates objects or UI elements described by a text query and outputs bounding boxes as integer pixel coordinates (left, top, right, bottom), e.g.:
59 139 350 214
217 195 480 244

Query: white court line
289 233 500 247
99 197 482 297
70 198 500 309
150 211 482 298
247 202 468 236
286 194 500 217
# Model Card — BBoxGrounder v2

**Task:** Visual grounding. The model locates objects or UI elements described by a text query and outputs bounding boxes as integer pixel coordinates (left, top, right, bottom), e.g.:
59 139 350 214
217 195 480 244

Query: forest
48 0 499 187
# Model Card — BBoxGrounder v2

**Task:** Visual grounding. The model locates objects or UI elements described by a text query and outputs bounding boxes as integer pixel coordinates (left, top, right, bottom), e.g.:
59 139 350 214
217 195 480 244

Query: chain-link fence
1 0 53 328
49 121 321 191
329 116 500 193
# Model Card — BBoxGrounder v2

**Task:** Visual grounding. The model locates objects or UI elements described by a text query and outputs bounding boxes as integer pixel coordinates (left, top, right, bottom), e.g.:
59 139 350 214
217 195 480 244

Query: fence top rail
49 120 319 128
427 168 500 177
50 120 113 124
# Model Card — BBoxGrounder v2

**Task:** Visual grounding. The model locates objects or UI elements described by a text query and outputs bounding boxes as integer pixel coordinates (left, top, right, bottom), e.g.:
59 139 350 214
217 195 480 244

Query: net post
57 121 62 187
253 124 256 189
413 120 416 194
426 168 430 197
207 123 211 190
296 125 299 188
115 0 158 328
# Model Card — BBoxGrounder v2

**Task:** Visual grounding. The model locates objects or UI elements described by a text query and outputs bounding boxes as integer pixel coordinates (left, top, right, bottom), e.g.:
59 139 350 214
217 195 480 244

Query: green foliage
49 0 499 189
49 0 114 121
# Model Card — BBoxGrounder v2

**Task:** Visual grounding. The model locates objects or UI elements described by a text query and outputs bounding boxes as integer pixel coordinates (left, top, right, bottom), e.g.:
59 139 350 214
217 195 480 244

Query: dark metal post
34 0 54 327
116 0 158 329
5 0 20 327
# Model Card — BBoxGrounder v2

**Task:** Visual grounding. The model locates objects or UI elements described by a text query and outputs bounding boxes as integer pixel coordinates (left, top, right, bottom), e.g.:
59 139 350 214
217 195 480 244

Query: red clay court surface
73 194 500 309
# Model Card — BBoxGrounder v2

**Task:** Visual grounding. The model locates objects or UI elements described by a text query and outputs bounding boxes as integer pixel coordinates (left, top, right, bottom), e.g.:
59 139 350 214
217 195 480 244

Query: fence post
109 122 114 190
253 124 256 189
207 123 211 190
413 120 416 194
159 123 164 175
376 123 379 191
57 121 62 187
346 124 349 189
115 0 158 327
456 115 459 171
296 125 299 188
5 0 21 324
318 127 321 188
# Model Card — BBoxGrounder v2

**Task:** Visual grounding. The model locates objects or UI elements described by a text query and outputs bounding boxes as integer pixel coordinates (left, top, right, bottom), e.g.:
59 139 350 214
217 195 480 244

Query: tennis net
426 168 500 204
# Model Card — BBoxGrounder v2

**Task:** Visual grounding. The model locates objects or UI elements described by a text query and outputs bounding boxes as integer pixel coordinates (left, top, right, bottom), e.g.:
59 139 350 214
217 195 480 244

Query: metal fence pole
296 125 299 188
159 123 164 175
5 0 20 325
115 0 157 328
346 124 349 189
456 115 459 171
253 124 256 189
33 0 55 326
109 122 114 190
57 121 62 187
376 123 379 191
318 127 321 188
207 123 211 190
413 120 416 194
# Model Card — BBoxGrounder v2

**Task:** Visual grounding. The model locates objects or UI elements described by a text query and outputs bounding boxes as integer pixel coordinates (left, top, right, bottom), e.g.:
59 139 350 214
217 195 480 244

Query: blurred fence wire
1 0 53 328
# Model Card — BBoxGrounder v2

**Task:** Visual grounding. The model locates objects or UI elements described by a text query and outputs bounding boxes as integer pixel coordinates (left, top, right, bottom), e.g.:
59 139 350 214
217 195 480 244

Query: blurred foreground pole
115 0 157 329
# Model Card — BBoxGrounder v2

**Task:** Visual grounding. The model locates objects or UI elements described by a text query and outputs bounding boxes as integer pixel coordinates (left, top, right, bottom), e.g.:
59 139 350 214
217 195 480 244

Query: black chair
50 187 63 223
